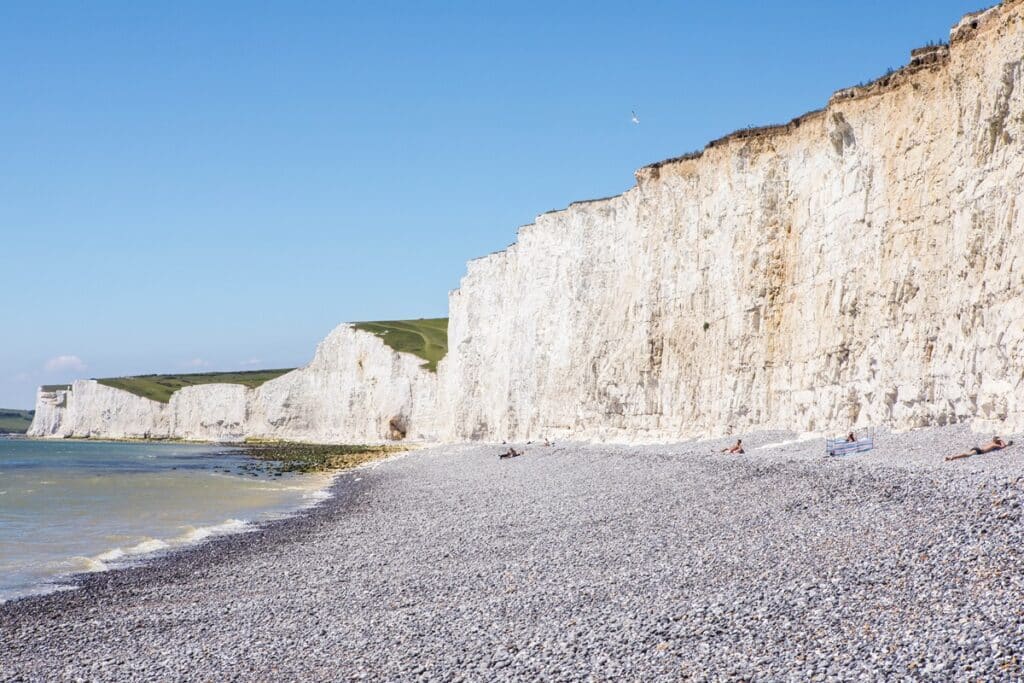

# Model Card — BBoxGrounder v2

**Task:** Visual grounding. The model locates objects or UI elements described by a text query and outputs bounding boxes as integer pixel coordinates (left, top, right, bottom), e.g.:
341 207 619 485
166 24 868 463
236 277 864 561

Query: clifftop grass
97 369 294 404
352 318 448 372
0 409 34 434
78 318 446 404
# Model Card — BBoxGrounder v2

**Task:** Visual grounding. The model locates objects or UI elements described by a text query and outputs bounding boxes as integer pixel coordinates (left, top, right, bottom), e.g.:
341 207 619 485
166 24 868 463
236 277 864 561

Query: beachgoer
720 439 744 454
946 435 1014 461
846 432 856 443
499 447 521 459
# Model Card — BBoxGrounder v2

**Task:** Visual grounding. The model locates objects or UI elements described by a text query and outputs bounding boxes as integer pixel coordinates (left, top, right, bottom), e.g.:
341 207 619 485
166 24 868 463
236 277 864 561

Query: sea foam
177 518 252 544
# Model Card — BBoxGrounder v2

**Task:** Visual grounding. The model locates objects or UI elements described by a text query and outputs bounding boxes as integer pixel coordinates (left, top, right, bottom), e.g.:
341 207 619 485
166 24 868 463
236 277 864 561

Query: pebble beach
3 424 1024 681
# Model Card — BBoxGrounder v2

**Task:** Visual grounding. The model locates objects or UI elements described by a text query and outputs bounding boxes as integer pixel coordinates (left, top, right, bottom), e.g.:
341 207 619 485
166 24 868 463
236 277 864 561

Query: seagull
631 110 640 125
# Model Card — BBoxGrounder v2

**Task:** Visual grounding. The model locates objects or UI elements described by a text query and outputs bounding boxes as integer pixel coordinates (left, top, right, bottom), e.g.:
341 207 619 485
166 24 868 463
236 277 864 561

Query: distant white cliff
29 325 440 442
31 1 1024 443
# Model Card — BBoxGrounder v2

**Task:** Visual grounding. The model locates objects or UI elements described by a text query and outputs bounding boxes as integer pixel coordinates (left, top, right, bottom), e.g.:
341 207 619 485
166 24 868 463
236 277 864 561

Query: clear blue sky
0 0 982 408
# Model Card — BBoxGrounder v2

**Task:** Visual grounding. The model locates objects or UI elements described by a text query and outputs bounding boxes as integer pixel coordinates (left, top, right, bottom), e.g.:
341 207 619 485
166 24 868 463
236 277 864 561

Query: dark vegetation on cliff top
96 370 295 403
0 409 34 433
353 318 448 372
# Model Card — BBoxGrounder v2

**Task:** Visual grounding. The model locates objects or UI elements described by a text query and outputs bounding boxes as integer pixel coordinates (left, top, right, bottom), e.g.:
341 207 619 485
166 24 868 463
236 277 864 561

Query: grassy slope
79 317 447 404
0 409 34 434
96 369 294 404
352 318 448 372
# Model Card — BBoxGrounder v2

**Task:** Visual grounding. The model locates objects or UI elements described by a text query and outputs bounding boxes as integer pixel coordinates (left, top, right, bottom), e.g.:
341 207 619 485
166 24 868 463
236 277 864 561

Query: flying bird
631 110 640 125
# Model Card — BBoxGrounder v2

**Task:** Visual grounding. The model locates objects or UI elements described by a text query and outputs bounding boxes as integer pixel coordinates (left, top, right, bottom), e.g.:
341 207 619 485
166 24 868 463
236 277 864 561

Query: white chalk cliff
31 380 170 440
29 325 440 442
30 1 1024 443
442 3 1024 441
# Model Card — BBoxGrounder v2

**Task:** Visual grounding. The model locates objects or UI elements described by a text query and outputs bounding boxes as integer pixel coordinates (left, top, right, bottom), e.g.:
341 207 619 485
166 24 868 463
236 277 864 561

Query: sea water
0 438 334 601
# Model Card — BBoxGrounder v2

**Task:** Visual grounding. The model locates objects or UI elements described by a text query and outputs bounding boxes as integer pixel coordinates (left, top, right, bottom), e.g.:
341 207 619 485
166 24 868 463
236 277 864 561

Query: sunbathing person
946 436 1014 461
846 432 856 443
499 447 521 459
720 439 744 454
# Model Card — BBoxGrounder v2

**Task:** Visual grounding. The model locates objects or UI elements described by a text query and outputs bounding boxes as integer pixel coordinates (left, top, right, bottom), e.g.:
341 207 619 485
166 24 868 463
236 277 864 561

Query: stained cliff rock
441 0 1024 441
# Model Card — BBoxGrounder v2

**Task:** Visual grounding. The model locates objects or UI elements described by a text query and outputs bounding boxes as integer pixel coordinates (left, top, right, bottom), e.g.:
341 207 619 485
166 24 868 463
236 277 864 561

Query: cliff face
441 1 1024 441
169 384 251 442
29 325 441 442
246 324 441 442
28 381 170 439
29 2 1024 444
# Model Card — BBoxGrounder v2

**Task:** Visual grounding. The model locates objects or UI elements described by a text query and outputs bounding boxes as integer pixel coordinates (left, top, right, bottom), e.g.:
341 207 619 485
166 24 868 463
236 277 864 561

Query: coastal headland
8 2 1024 679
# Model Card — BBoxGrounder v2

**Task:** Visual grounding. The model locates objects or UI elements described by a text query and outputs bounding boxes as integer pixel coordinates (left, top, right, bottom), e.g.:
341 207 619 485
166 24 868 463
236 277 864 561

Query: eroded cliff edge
440 1 1024 441
30 1 1024 443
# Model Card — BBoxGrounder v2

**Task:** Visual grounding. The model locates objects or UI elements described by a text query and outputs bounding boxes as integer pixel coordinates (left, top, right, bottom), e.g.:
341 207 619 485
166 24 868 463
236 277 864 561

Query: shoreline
3 425 1019 609
0 465 362 614
0 445 415 607
3 425 1019 607
4 427 1024 679
0 440 376 604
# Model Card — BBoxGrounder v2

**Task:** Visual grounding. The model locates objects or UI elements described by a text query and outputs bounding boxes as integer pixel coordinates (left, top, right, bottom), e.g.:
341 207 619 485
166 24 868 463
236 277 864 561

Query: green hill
352 318 448 372
85 317 448 404
0 409 34 434
96 369 294 404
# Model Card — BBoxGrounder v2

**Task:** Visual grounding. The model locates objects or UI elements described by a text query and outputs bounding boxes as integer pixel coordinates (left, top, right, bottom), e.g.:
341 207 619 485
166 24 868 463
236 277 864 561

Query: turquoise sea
0 438 334 601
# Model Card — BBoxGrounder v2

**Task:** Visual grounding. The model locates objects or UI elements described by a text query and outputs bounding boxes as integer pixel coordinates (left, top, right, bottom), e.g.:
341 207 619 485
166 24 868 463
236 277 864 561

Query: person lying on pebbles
499 447 522 459
720 439 744 454
946 435 1014 461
